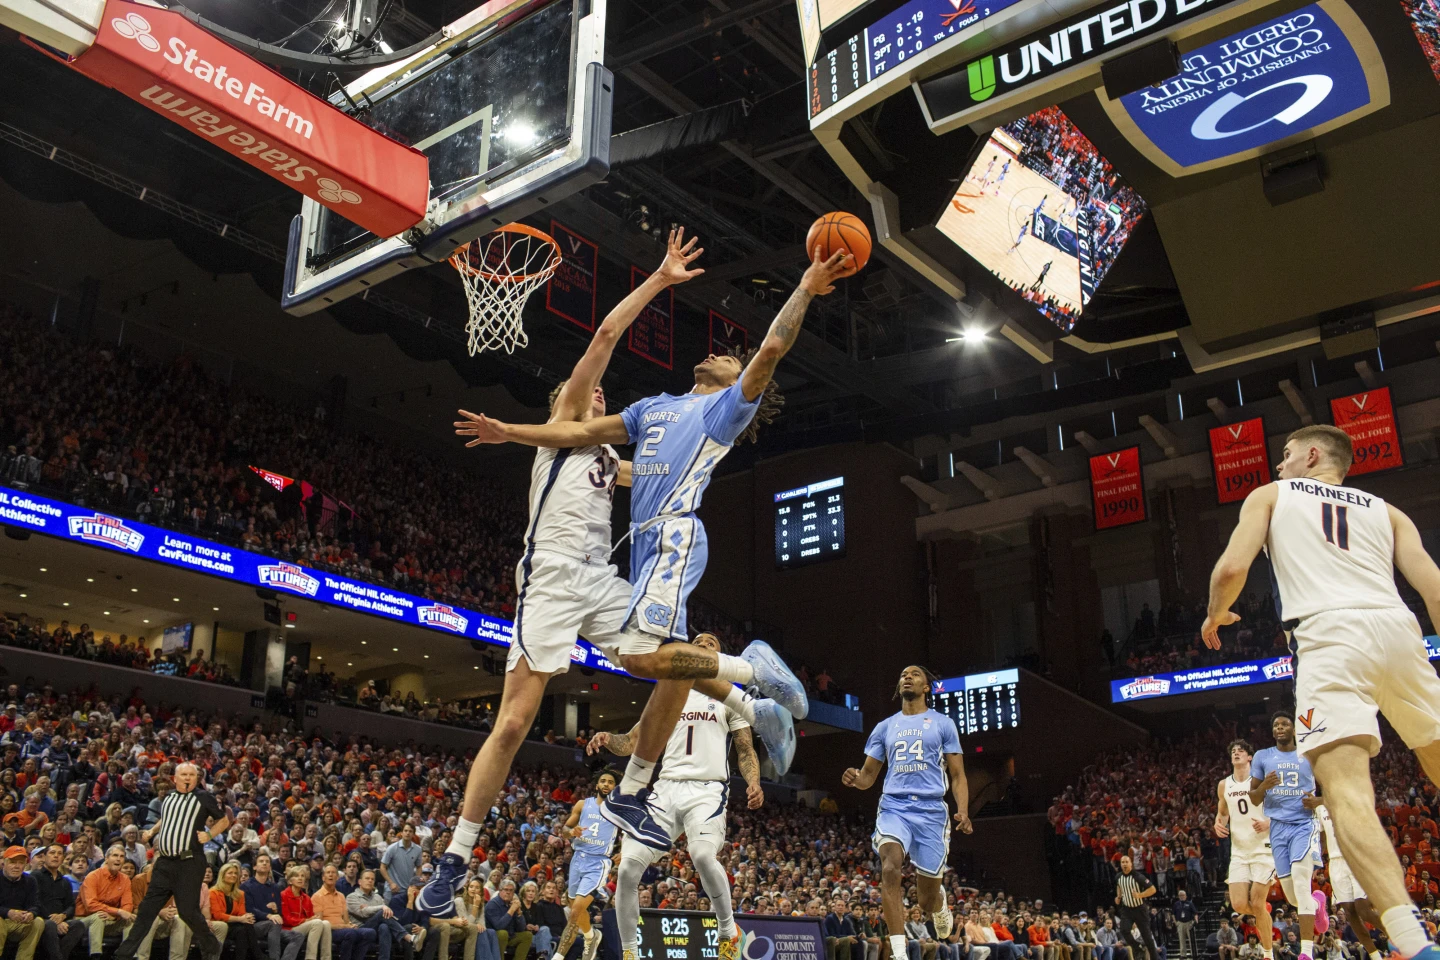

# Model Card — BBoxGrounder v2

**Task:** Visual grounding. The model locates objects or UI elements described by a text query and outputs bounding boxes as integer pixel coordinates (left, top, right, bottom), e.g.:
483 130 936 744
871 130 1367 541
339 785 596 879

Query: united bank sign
1104 1 1390 175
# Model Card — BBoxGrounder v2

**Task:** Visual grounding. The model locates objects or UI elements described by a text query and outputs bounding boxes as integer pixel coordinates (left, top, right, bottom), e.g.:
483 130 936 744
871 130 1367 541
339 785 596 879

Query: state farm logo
316 178 361 205
257 563 320 596
417 604 468 633
112 12 160 52
67 514 145 552
1119 676 1171 700
1263 658 1294 681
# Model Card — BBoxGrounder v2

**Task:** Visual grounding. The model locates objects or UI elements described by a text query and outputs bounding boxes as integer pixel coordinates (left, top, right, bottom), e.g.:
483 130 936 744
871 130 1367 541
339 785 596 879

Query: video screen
817 0 872 29
1403 0 1440 85
774 476 846 570
162 622 193 655
931 668 1019 735
936 106 1147 331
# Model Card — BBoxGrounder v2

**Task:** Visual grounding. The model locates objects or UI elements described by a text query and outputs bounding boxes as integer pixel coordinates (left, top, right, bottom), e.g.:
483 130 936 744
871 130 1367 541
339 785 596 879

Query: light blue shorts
872 795 950 878
1269 818 1321 879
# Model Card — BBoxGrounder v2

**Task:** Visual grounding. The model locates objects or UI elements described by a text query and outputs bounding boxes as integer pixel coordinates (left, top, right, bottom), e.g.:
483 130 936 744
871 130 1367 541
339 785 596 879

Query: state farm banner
1330 386 1404 476
70 0 428 237
1209 417 1271 504
1089 446 1146 530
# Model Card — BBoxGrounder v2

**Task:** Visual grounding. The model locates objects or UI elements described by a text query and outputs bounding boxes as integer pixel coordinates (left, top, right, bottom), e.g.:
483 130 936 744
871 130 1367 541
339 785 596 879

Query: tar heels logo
417 604 468 633
644 602 674 628
1119 676 1171 700
68 514 145 552
257 563 320 596
1263 658 1294 681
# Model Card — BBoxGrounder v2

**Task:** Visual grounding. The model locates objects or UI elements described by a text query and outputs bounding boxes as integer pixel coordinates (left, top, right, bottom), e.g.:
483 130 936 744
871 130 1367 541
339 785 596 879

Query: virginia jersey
1316 803 1346 861
659 688 749 782
1266 478 1403 621
865 709 962 799
572 796 618 857
526 444 619 561
1221 774 1268 857
1251 746 1315 823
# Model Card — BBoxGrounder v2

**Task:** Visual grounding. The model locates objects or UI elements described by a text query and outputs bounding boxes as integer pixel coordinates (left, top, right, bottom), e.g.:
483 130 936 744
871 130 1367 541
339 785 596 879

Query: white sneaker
583 930 604 960
932 889 953 939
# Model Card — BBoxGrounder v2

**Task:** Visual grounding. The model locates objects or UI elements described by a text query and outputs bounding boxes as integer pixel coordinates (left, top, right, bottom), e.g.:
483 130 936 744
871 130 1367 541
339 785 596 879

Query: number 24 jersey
865 709 962 799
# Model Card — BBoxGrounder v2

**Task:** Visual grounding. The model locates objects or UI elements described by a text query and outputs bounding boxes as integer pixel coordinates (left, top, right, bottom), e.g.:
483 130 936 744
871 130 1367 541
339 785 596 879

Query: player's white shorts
1227 854 1275 887
510 549 661 674
1292 607 1440 757
620 779 728 863
1327 856 1366 903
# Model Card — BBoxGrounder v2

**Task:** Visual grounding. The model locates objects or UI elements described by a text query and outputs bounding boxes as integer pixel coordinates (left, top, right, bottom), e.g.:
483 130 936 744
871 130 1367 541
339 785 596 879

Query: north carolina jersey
526 444 620 560
1266 478 1403 621
659 688 749 782
1251 746 1315 823
865 709 962 799
572 796 618 857
1221 774 1268 858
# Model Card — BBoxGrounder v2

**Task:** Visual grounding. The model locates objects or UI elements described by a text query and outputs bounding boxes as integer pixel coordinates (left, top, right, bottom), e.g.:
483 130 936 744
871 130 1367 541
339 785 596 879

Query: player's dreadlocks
734 346 784 445
894 665 942 707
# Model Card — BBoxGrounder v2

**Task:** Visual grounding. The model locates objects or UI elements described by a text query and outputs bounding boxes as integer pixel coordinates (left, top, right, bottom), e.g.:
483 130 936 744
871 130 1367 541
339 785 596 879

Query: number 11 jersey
865 709 962 799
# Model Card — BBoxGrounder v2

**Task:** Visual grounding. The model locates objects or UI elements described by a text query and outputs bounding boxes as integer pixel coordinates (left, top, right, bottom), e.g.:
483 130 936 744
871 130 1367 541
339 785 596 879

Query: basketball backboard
281 0 610 316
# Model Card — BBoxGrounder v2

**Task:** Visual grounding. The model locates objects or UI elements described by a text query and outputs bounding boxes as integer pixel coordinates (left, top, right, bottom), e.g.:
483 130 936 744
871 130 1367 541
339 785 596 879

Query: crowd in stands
1403 0 1440 86
1104 598 1285 679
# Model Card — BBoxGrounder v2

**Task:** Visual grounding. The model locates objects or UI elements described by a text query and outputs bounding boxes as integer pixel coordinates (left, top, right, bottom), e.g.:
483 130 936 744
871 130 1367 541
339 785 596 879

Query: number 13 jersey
1265 478 1404 621
865 709 962 799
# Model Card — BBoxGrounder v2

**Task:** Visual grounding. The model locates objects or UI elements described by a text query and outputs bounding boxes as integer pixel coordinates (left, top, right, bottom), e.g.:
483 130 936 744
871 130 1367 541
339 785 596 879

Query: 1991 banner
1208 417 1270 504
1330 386 1404 476
1089 446 1146 530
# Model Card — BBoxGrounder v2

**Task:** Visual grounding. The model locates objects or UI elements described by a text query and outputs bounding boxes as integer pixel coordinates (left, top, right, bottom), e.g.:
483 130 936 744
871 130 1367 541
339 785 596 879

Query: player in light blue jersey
554 770 619 960
844 666 972 960
456 246 853 847
1250 713 1328 960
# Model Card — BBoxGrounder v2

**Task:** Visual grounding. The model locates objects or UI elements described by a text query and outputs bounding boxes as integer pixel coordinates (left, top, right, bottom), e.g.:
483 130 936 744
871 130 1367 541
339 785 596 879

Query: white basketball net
449 225 562 356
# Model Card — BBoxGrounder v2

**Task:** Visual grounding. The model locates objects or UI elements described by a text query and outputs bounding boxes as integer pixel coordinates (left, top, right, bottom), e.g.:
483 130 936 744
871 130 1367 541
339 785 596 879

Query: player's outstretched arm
1390 504 1440 631
1202 484 1278 649
551 227 704 423
586 724 640 758
738 246 851 401
1214 780 1230 838
733 728 764 809
841 756 883 791
946 752 973 834
455 410 629 448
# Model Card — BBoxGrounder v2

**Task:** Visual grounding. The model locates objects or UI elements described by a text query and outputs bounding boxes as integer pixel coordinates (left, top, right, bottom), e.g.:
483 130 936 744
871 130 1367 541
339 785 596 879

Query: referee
1114 855 1160 960
114 763 229 960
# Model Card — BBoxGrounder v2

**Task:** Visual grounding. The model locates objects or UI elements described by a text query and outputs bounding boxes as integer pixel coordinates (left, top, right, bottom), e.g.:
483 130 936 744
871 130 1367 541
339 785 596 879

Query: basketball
806 211 872 277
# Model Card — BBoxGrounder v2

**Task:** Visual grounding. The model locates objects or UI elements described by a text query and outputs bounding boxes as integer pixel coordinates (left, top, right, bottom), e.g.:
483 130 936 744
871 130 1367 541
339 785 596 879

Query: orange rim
449 223 561 285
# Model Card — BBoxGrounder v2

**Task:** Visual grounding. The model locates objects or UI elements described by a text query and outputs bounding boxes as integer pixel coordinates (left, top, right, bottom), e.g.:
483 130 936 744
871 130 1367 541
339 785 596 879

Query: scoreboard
630 909 827 960
931 668 1020 735
774 476 846 570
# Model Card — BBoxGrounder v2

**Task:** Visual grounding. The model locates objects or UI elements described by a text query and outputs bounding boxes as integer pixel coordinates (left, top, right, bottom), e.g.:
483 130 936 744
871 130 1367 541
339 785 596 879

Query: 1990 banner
1089 446 1146 530
1208 417 1270 504
1330 387 1403 476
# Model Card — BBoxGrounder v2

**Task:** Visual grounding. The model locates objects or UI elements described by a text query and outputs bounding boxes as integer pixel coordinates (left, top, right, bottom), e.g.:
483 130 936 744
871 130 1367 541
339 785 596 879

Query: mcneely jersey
865 709 963 799
1251 746 1315 823
526 443 620 561
1266 478 1404 621
658 688 749 782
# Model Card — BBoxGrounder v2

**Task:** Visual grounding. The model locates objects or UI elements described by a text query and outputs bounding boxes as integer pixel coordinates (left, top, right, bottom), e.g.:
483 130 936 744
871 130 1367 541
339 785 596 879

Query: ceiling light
392 648 399 652
86 578 94 583
39 568 46 572
212 607 219 611
172 597 180 602
505 123 536 146
423 655 430 659
631 701 636 705
142 619 149 624
130 588 138 593
361 641 367 645
62 602 69 607
18 593 25 599
347 662 353 667
474 666 479 670
285 624 295 629
316 655 322 660
103 611 110 616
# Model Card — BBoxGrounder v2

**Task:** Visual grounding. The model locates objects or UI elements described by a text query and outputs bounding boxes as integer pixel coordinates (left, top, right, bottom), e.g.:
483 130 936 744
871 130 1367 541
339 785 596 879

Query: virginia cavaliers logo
1346 394 1381 420
316 178 362 205
112 12 161 52
1221 424 1250 449
1296 708 1328 742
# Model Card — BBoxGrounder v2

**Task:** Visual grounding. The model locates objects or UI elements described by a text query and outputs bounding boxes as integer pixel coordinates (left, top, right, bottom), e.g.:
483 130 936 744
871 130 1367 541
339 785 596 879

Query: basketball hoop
449 223 562 355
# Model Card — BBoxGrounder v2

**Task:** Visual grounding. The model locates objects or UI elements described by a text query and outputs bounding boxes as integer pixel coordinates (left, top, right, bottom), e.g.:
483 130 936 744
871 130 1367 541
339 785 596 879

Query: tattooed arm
733 727 764 809
739 247 851 401
588 723 642 757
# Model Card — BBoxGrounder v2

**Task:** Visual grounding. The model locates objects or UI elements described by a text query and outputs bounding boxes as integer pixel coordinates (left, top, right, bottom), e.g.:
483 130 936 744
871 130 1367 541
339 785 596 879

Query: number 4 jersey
865 708 962 798
1265 478 1405 621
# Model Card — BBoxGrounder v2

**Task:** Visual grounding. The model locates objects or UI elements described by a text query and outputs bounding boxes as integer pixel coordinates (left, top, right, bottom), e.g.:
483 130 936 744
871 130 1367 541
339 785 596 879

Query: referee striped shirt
155 789 223 858
1116 869 1152 908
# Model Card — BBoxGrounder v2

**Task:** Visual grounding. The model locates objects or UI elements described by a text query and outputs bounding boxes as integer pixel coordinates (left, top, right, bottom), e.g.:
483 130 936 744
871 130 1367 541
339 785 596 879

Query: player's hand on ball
657 227 705 285
1200 610 1240 649
954 811 973 835
586 732 610 756
454 410 509 446
800 247 851 296
747 783 764 809
841 767 862 788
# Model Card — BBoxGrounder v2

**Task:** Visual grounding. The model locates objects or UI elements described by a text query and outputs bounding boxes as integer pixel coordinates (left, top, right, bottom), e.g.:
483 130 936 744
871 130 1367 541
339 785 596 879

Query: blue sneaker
416 852 466 916
600 788 670 850
741 640 808 720
751 699 796 776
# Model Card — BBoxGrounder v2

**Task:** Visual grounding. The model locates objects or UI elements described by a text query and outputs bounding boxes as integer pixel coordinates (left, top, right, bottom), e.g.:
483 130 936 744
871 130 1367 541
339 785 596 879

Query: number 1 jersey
1265 478 1403 621
865 708 962 799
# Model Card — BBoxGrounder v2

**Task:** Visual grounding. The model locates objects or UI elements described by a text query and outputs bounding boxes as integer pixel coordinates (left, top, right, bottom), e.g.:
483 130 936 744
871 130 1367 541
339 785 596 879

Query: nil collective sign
1104 1 1390 175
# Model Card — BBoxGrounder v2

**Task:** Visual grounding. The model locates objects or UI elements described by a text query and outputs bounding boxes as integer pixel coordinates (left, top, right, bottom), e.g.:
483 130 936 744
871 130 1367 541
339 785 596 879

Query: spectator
312 865 373 960
279 864 330 960
78 844 136 953
1216 918 1239 960
826 898 857 960
2 844 45 960
211 861 262 960
484 880 533 960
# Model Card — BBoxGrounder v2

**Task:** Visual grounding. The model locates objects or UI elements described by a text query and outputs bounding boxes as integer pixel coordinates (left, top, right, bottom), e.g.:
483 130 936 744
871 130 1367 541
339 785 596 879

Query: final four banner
1209 417 1271 504
1330 386 1403 476
1089 446 1146 531
0 484 629 677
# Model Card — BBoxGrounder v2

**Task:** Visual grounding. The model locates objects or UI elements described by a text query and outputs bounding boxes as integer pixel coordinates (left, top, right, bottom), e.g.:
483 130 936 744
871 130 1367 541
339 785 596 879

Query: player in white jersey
1315 801 1383 960
1203 424 1440 960
1214 738 1275 959
588 634 763 960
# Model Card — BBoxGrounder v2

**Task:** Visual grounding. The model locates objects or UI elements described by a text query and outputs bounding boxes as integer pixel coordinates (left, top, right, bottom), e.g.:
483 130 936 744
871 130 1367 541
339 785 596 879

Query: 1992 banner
1330 387 1403 476
1089 446 1146 530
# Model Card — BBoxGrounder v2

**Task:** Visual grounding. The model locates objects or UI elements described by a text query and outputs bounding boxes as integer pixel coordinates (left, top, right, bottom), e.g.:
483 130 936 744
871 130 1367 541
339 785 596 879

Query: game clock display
774 476 846 570
931 668 1020 735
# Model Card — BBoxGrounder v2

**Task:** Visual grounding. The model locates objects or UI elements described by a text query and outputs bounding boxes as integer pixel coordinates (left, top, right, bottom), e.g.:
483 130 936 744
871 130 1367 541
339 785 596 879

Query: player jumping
842 665 972 960
1214 738 1275 960
1203 424 1440 960
455 246 852 849
421 229 794 914
590 633 763 960
553 770 619 960
1316 801 1384 960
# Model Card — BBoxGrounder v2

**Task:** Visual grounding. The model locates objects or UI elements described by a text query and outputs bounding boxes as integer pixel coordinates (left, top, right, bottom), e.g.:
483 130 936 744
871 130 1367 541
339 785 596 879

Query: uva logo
67 514 145 552
1263 658 1293 681
112 12 160 52
1119 676 1171 700
417 604 468 633
257 563 320 596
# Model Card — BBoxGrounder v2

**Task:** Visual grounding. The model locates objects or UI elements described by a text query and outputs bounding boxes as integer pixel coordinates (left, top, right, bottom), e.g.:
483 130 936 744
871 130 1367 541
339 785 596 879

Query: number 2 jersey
865 708 962 799
1265 478 1405 621
1250 746 1315 824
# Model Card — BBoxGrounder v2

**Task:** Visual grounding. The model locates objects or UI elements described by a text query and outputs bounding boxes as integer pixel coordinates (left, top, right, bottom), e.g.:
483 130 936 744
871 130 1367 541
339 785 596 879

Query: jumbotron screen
931 668 1019 735
774 476 846 570
935 107 1147 331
